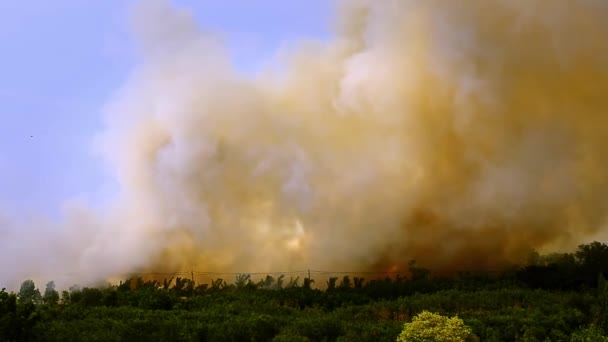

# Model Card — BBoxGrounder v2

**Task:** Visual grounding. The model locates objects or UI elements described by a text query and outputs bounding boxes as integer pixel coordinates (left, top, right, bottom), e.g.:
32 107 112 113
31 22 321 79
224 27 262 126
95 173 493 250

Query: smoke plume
3 0 608 288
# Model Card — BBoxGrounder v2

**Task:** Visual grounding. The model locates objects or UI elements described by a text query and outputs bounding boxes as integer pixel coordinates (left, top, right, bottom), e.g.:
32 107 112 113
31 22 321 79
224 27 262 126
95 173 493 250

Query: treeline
518 241 608 290
1 241 608 341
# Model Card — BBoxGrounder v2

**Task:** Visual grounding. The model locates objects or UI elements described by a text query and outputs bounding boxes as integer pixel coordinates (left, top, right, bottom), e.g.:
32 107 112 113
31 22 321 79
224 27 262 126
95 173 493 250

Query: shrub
570 325 608 341
397 311 476 342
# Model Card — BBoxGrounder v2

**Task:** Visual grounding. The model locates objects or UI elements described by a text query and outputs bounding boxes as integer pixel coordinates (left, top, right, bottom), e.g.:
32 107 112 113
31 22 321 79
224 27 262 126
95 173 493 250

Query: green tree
576 241 608 271
397 311 475 342
259 275 276 289
339 276 352 289
327 277 338 291
43 281 59 305
0 288 18 340
18 279 41 305
576 241 608 286
235 274 252 289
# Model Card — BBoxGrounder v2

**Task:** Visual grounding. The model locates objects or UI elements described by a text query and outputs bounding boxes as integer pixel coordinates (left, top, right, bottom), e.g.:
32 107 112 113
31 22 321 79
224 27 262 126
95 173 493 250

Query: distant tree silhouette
43 281 59 305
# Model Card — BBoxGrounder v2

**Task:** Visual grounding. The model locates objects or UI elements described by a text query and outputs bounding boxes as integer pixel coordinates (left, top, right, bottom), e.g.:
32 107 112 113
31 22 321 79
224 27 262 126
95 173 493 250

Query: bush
291 313 344 341
570 326 608 341
397 311 476 342
272 331 310 341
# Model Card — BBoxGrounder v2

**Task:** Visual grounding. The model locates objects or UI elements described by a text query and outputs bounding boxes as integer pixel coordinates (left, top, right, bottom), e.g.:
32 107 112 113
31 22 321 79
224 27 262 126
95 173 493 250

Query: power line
17 268 504 281
19 270 410 280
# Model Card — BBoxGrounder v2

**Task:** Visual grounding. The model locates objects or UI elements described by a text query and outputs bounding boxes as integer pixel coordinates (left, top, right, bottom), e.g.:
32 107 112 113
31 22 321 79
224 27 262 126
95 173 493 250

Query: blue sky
0 0 333 218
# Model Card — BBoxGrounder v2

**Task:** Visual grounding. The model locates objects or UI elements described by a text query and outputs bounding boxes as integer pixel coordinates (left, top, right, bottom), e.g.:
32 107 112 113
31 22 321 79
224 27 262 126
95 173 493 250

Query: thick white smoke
2 0 608 289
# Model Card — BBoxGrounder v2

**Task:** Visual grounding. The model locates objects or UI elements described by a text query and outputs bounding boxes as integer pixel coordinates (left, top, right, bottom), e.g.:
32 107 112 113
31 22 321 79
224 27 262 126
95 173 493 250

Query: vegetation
397 311 474 342
0 241 608 341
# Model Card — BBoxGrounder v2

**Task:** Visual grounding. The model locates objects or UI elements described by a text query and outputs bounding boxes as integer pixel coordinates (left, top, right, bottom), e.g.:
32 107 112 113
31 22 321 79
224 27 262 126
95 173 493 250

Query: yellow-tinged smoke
3 0 608 288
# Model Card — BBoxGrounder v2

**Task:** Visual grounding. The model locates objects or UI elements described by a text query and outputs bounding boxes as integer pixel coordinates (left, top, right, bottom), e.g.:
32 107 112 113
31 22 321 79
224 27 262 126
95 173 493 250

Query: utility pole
191 270 195 296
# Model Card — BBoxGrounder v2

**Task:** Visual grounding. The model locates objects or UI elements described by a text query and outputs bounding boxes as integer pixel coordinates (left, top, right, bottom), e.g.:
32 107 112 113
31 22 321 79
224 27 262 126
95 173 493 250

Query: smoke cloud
3 0 608 288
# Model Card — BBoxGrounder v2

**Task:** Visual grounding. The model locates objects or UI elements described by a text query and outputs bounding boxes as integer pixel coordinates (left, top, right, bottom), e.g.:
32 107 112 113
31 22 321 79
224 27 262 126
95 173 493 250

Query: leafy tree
163 277 174 290
259 275 276 289
339 276 352 289
173 277 194 296
0 288 17 340
60 290 71 304
397 311 476 342
18 279 41 305
291 276 303 289
235 274 251 289
576 242 608 287
276 275 285 289
327 277 338 291
80 287 104 306
42 281 59 305
576 241 608 271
